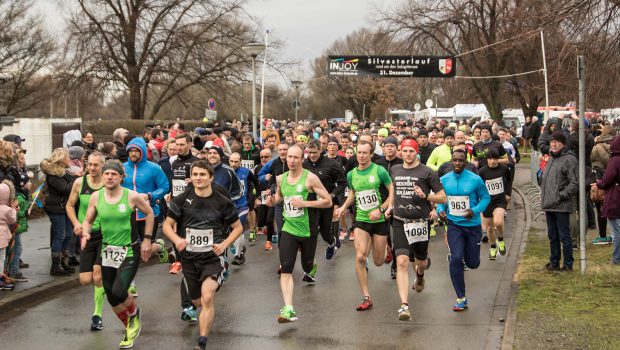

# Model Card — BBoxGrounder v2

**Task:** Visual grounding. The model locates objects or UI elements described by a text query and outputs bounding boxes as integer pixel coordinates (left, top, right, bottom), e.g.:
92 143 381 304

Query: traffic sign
205 109 217 120
292 101 301 109
208 98 216 110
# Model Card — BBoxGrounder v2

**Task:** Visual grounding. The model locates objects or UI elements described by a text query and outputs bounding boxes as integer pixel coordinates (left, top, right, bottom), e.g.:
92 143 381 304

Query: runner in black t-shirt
163 160 242 350
478 149 512 260
387 138 446 321
472 125 509 169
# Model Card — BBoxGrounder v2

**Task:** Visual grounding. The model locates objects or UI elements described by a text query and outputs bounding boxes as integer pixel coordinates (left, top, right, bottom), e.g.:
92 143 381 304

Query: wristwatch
143 235 153 240
379 207 386 213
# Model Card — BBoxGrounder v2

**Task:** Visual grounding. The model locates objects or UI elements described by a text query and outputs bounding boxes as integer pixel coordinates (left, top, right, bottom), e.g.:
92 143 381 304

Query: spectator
41 148 77 276
8 149 30 281
529 116 542 151
98 142 117 160
68 145 85 176
112 128 129 162
593 136 620 264
591 125 616 245
540 131 579 271
82 131 97 157
0 181 17 290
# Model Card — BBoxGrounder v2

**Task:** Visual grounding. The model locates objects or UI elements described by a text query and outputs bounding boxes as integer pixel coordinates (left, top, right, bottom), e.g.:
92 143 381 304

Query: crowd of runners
0 117 522 349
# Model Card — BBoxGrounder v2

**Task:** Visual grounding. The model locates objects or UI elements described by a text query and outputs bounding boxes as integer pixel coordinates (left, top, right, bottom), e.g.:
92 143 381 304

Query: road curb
500 185 533 350
0 257 161 318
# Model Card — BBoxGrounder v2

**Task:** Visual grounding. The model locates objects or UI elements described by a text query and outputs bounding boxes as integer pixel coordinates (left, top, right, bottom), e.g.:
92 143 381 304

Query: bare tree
0 0 55 115
64 0 256 120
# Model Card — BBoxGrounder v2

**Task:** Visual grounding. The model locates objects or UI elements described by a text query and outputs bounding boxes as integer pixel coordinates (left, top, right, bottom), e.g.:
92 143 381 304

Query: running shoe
335 235 341 249
489 247 498 260
385 247 393 264
452 297 468 312
356 296 373 311
463 260 469 271
339 230 347 240
155 239 169 263
169 261 182 274
119 331 133 349
498 241 506 255
277 265 282 275
277 306 298 323
390 266 396 280
398 304 411 321
126 307 141 341
10 273 28 282
349 230 355 241
264 241 273 251
181 306 198 324
230 244 237 256
271 234 279 244
128 285 138 297
0 280 14 290
195 336 207 350
325 243 336 260
481 234 489 243
592 236 612 245
232 253 246 265
302 263 317 283
249 230 257 244
430 225 436 237
91 315 104 331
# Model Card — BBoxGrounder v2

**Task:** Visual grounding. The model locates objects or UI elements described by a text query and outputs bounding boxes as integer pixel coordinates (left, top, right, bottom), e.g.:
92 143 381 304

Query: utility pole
578 55 586 275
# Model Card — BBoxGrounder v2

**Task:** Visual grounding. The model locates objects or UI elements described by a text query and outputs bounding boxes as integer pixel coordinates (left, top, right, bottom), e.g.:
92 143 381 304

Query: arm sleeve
151 166 170 201
248 171 260 196
597 158 619 190
331 163 347 201
166 196 183 222
436 177 446 214
377 166 392 185
257 160 273 186
47 175 74 196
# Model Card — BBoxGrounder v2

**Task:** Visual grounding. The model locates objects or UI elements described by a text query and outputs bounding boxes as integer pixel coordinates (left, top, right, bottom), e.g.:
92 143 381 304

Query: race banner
327 56 456 78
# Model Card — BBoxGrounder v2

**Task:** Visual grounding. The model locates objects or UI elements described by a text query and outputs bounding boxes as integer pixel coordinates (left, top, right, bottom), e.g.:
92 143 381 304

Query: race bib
485 177 504 196
404 220 429 244
241 160 255 172
356 189 379 211
186 228 214 253
283 195 304 217
102 245 128 268
172 179 187 197
448 196 470 216
260 190 269 205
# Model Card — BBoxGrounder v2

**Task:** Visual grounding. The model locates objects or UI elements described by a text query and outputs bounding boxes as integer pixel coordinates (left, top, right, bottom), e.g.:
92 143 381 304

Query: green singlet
97 188 134 257
281 170 311 238
78 175 102 232
347 163 391 223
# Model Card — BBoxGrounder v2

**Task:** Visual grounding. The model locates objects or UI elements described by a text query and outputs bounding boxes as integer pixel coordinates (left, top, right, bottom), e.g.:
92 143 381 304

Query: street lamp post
291 80 303 123
241 42 266 140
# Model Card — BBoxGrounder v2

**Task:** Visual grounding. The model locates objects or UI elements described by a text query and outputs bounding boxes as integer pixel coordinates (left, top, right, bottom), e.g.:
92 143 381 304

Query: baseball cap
3 134 25 145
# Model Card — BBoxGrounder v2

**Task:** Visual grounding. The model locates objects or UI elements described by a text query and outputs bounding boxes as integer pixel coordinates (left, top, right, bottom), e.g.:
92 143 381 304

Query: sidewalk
0 218 80 314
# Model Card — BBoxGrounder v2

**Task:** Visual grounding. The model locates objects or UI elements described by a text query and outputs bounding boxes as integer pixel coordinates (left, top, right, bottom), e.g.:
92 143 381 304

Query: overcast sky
32 0 383 86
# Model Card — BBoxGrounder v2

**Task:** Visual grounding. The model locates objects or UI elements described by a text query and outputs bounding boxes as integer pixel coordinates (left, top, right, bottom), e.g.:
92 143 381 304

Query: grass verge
514 228 620 349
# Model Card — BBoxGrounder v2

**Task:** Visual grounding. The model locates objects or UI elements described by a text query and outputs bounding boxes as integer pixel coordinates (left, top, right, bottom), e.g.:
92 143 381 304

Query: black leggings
595 201 608 238
312 207 335 245
256 205 275 241
279 231 318 274
101 251 140 307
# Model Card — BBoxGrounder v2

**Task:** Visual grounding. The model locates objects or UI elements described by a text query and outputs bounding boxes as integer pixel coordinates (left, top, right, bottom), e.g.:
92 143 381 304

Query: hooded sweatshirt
537 118 565 156
0 182 17 248
123 138 170 219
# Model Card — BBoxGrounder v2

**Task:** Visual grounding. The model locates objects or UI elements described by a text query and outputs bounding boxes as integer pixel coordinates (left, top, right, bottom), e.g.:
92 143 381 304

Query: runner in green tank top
81 160 155 349
266 145 332 323
66 152 106 331
336 140 394 312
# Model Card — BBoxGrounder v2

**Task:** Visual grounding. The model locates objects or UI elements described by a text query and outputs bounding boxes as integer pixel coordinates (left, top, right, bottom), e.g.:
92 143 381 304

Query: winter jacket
0 182 16 248
596 136 620 219
537 118 565 155
418 143 437 165
591 135 613 172
122 138 170 219
41 159 76 214
302 156 347 205
567 131 594 166
0 158 22 196
15 192 29 234
540 146 579 213
240 145 261 171
211 162 242 201
258 157 288 190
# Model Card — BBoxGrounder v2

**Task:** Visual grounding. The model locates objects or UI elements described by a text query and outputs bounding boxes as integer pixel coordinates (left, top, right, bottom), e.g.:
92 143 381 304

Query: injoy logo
330 58 359 71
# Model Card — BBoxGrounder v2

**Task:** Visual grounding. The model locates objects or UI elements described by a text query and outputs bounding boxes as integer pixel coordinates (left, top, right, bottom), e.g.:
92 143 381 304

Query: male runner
66 152 105 330
478 149 512 259
228 152 260 265
266 145 332 322
254 149 275 245
388 139 446 320
303 140 346 259
325 137 347 168
257 142 289 249
436 150 490 311
163 160 243 350
81 160 155 349
336 140 394 311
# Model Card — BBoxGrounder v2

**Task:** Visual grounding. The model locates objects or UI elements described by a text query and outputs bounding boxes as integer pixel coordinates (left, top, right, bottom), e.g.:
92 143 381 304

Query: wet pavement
0 165 531 349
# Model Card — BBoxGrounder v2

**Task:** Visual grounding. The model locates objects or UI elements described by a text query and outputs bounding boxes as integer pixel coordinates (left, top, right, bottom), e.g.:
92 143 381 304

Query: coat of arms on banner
439 59 453 75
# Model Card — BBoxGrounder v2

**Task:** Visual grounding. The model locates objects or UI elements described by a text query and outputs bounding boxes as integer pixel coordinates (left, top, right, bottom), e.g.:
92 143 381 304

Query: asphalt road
0 198 524 350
